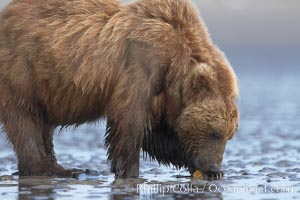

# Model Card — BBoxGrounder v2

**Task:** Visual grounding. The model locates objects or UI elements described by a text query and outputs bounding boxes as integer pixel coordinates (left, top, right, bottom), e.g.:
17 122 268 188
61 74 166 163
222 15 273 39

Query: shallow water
1 49 299 200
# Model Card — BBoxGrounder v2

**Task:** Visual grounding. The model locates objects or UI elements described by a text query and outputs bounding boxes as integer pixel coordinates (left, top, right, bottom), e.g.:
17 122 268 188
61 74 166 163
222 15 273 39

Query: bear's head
172 55 239 179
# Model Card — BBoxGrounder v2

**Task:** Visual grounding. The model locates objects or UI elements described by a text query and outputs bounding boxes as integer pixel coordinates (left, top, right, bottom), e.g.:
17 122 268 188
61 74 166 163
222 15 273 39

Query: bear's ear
189 62 217 96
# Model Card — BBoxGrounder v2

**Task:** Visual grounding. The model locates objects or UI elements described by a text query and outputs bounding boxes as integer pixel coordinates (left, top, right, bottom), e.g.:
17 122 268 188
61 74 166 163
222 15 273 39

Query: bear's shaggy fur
0 0 239 179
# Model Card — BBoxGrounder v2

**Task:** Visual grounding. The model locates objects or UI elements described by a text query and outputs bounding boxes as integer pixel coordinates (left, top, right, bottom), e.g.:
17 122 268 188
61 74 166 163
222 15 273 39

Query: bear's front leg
105 115 146 179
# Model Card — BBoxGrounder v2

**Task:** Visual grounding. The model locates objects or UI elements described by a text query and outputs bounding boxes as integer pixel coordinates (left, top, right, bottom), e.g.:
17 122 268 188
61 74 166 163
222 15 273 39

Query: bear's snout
188 159 224 180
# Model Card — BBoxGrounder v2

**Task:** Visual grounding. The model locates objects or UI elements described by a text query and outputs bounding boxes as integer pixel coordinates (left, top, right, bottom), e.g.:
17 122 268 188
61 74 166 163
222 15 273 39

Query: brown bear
0 0 239 179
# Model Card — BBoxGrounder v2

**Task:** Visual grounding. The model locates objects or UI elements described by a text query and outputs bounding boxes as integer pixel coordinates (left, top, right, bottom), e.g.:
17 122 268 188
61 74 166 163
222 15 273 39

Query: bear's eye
212 132 221 140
